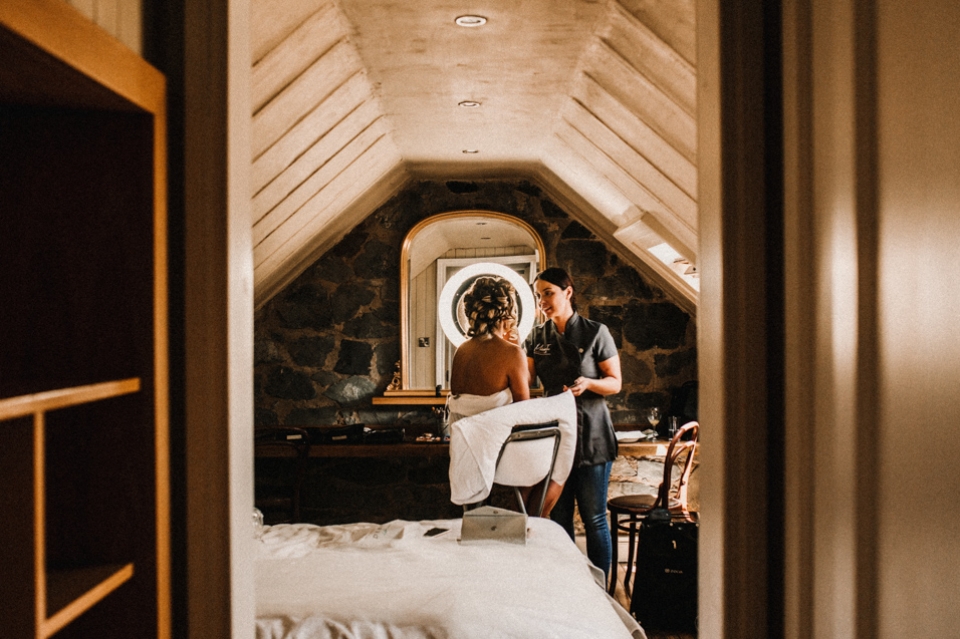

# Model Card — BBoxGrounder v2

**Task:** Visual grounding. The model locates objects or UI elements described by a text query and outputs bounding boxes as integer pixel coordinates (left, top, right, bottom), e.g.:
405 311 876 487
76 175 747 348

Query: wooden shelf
0 379 141 420
43 563 134 638
372 396 447 406
0 2 169 635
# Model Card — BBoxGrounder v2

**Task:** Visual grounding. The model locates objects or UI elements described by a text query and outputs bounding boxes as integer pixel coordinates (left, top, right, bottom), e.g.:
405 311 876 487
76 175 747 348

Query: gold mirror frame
393 210 546 396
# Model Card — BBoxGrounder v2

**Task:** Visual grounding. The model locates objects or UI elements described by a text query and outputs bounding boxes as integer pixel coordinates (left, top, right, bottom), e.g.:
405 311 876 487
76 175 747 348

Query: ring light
438 261 536 348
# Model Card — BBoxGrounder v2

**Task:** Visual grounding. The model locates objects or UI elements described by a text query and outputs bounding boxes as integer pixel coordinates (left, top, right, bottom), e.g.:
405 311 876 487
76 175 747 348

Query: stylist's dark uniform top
525 312 619 467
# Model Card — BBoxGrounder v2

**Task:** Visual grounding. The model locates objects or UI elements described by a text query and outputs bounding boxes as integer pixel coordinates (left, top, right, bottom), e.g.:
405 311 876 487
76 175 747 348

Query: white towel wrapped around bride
448 391 577 505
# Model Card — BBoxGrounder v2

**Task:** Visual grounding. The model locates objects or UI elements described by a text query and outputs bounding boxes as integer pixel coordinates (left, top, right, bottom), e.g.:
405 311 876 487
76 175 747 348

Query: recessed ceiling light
462 149 479 154
455 15 487 27
458 100 481 108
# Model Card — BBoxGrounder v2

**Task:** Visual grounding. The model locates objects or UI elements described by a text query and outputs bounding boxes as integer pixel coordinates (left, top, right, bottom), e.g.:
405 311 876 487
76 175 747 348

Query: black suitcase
629 508 699 633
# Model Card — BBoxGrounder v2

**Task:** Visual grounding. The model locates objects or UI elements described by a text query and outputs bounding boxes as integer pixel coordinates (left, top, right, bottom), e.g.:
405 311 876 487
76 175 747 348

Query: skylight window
649 242 700 291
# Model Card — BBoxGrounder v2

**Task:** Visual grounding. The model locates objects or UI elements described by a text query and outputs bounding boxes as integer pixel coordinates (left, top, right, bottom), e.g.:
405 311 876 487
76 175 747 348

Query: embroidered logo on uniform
533 343 552 355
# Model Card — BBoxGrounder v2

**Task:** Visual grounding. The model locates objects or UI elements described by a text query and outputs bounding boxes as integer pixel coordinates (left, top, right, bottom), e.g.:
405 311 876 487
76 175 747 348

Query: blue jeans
550 461 613 580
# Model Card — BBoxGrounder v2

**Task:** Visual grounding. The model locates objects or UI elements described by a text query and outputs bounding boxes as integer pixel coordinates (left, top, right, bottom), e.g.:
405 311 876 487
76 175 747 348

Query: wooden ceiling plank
535 160 697 312
252 40 361 158
254 137 402 270
554 124 698 253
602 1 696 117
254 161 409 307
577 76 697 197
252 0 328 64
253 117 390 246
582 41 696 163
253 99 382 220
553 124 669 229
252 2 345 113
614 0 696 66
251 71 371 194
565 97 697 220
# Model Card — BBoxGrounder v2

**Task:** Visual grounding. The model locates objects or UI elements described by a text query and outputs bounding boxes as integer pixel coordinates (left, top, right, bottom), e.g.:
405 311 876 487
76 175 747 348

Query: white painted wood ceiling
251 0 698 310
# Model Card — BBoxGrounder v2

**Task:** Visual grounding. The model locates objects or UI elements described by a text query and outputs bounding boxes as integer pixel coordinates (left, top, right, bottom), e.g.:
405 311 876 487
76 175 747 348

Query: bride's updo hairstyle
462 276 519 339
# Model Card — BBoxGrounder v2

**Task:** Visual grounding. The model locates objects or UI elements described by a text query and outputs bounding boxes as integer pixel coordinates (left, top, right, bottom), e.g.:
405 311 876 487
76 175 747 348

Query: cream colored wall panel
251 39 361 158
115 0 141 53
874 1 960 636
253 99 383 221
254 139 403 280
66 0 94 22
554 123 697 255
62 0 140 53
251 0 328 64
251 71 371 192
94 0 118 40
410 266 437 389
575 75 697 197
601 1 696 117
584 41 697 164
563 98 697 227
617 0 696 65
251 2 345 113
253 117 390 246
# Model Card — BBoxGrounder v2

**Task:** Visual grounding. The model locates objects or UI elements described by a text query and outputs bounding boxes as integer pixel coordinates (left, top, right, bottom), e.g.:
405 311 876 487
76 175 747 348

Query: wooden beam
615 0 696 66
601 1 696 117
253 115 390 247
576 74 697 197
251 71 372 193
251 2 344 113
251 0 326 64
554 120 698 253
582 40 697 163
254 144 407 299
251 39 361 158
253 99 382 221
564 98 698 226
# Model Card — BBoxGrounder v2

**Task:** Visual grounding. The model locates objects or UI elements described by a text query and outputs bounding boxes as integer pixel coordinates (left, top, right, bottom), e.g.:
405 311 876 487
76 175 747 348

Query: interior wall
781 0 960 637
253 180 698 431
60 0 142 53
873 0 960 635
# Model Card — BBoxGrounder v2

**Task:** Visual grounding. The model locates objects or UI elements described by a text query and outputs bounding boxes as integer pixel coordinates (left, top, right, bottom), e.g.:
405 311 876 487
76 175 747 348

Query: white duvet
256 517 644 639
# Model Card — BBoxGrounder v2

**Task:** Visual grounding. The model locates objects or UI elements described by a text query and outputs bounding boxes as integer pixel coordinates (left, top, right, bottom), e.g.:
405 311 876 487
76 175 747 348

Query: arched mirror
394 211 546 394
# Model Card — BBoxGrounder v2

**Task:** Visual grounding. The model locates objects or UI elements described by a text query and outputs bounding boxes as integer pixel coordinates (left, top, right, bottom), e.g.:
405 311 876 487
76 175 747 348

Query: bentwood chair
254 426 311 524
607 421 699 595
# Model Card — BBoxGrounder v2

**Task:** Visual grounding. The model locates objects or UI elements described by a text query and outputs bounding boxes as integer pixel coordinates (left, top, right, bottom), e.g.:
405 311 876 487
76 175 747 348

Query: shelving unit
0 379 140 638
0 2 168 637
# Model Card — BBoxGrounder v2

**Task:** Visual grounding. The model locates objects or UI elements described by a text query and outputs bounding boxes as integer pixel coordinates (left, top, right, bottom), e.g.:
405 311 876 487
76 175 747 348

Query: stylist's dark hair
535 267 578 312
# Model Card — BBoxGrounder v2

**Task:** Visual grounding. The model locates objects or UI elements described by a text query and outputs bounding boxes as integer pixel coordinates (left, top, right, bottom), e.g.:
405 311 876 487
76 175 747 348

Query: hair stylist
525 267 622 580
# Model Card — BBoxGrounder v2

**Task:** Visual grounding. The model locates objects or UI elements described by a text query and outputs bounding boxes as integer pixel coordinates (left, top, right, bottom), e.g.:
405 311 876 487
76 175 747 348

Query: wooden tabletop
256 439 677 458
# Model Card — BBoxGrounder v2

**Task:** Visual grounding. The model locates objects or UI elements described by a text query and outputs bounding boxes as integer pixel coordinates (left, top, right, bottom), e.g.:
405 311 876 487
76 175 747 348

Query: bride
447 276 564 516
448 275 530 410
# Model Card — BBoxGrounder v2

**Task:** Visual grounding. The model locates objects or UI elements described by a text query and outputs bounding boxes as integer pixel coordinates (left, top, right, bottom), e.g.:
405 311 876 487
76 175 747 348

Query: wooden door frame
697 0 786 636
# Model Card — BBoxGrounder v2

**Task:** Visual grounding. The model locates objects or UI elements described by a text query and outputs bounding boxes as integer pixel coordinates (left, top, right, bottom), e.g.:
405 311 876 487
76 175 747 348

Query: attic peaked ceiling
250 0 698 311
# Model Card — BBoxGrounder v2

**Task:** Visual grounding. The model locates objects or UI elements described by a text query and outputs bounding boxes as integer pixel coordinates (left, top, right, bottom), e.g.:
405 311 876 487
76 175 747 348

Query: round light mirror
396 211 546 393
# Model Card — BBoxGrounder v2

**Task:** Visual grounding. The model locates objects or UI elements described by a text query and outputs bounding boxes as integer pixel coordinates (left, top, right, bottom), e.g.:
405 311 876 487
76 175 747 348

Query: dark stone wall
253 179 698 524
255 179 697 427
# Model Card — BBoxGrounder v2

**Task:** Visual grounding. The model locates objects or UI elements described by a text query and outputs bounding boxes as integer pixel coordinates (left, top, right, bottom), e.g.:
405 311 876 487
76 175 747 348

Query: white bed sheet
256 517 645 639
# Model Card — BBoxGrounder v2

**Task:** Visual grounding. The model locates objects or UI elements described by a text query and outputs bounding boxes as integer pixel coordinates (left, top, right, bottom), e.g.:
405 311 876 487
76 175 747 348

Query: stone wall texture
253 180 698 525
254 179 697 429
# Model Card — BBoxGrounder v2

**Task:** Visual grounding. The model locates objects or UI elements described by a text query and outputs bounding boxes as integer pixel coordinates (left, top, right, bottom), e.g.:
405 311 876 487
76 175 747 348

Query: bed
256 516 646 639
